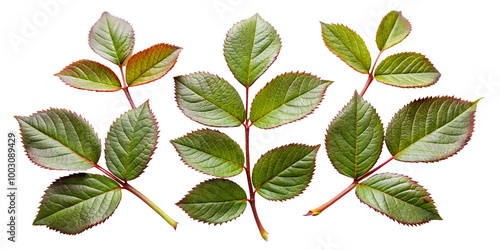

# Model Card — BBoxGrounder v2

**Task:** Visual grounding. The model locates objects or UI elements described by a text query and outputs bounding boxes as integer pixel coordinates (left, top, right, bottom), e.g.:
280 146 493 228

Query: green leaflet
56 60 122 91
252 144 319 200
376 11 411 51
105 101 158 181
250 73 332 129
33 173 121 234
374 53 440 87
321 23 371 74
16 109 101 170
386 96 479 162
224 14 281 87
356 173 441 225
177 178 247 224
89 12 134 66
171 129 244 177
174 72 245 127
126 43 182 87
326 91 384 179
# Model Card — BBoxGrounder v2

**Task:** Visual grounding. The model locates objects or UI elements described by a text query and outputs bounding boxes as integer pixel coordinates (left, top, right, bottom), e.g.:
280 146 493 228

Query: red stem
119 66 136 109
243 85 268 241
359 51 382 97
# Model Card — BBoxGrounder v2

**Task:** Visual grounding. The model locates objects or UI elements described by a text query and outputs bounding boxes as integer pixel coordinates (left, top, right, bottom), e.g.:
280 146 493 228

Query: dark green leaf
326 91 384 179
224 13 281 87
89 12 134 66
16 109 101 170
321 23 371 73
177 179 247 224
376 11 411 51
171 129 244 177
374 53 440 87
356 173 441 225
33 173 121 234
250 73 332 129
105 101 158 181
386 96 479 162
126 43 182 87
252 144 319 200
56 60 122 91
174 72 245 127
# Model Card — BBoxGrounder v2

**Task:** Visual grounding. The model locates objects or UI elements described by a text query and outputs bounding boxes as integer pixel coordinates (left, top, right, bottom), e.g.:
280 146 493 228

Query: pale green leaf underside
34 173 121 234
250 73 332 129
386 96 479 162
376 11 411 51
16 109 101 170
177 179 247 224
175 72 245 127
56 60 122 91
105 102 158 181
374 53 440 87
171 129 244 177
126 43 182 87
252 144 319 200
321 23 371 73
224 13 281 87
326 91 384 179
89 12 134 66
356 173 441 225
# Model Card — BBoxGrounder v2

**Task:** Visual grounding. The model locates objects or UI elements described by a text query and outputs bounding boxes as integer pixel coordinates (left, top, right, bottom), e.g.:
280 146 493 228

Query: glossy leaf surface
33 173 121 234
376 11 411 51
126 43 182 87
321 23 371 73
89 12 134 66
171 129 244 177
250 73 332 129
56 60 122 91
224 14 281 87
175 72 245 127
177 178 247 224
356 173 441 225
326 91 384 179
105 102 158 181
374 53 440 87
16 109 101 170
252 144 319 200
386 97 479 162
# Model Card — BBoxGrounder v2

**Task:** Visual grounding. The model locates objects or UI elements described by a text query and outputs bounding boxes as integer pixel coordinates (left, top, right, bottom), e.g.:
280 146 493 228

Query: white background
1 0 499 249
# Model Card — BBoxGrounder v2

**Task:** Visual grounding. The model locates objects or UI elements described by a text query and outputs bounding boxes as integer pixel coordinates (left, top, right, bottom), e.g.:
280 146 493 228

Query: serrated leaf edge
170 128 245 178
33 173 122 235
251 71 333 129
356 172 441 226
55 59 122 92
15 108 101 171
377 11 412 51
254 143 320 202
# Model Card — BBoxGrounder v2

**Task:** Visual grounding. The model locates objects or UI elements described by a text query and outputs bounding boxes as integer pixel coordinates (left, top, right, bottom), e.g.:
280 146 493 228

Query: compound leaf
250 73 332 129
177 178 247 224
374 53 440 88
386 96 479 162
321 23 371 73
33 173 121 234
126 43 182 87
16 109 101 171
376 11 411 51
105 101 158 181
174 72 245 127
356 173 441 225
56 60 122 91
252 144 319 201
171 129 244 177
89 12 134 66
224 13 281 87
326 91 384 179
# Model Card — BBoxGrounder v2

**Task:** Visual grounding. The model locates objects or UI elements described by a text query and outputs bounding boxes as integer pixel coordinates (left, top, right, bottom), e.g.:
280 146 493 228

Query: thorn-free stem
94 164 177 229
359 51 382 97
119 66 137 109
244 85 269 241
